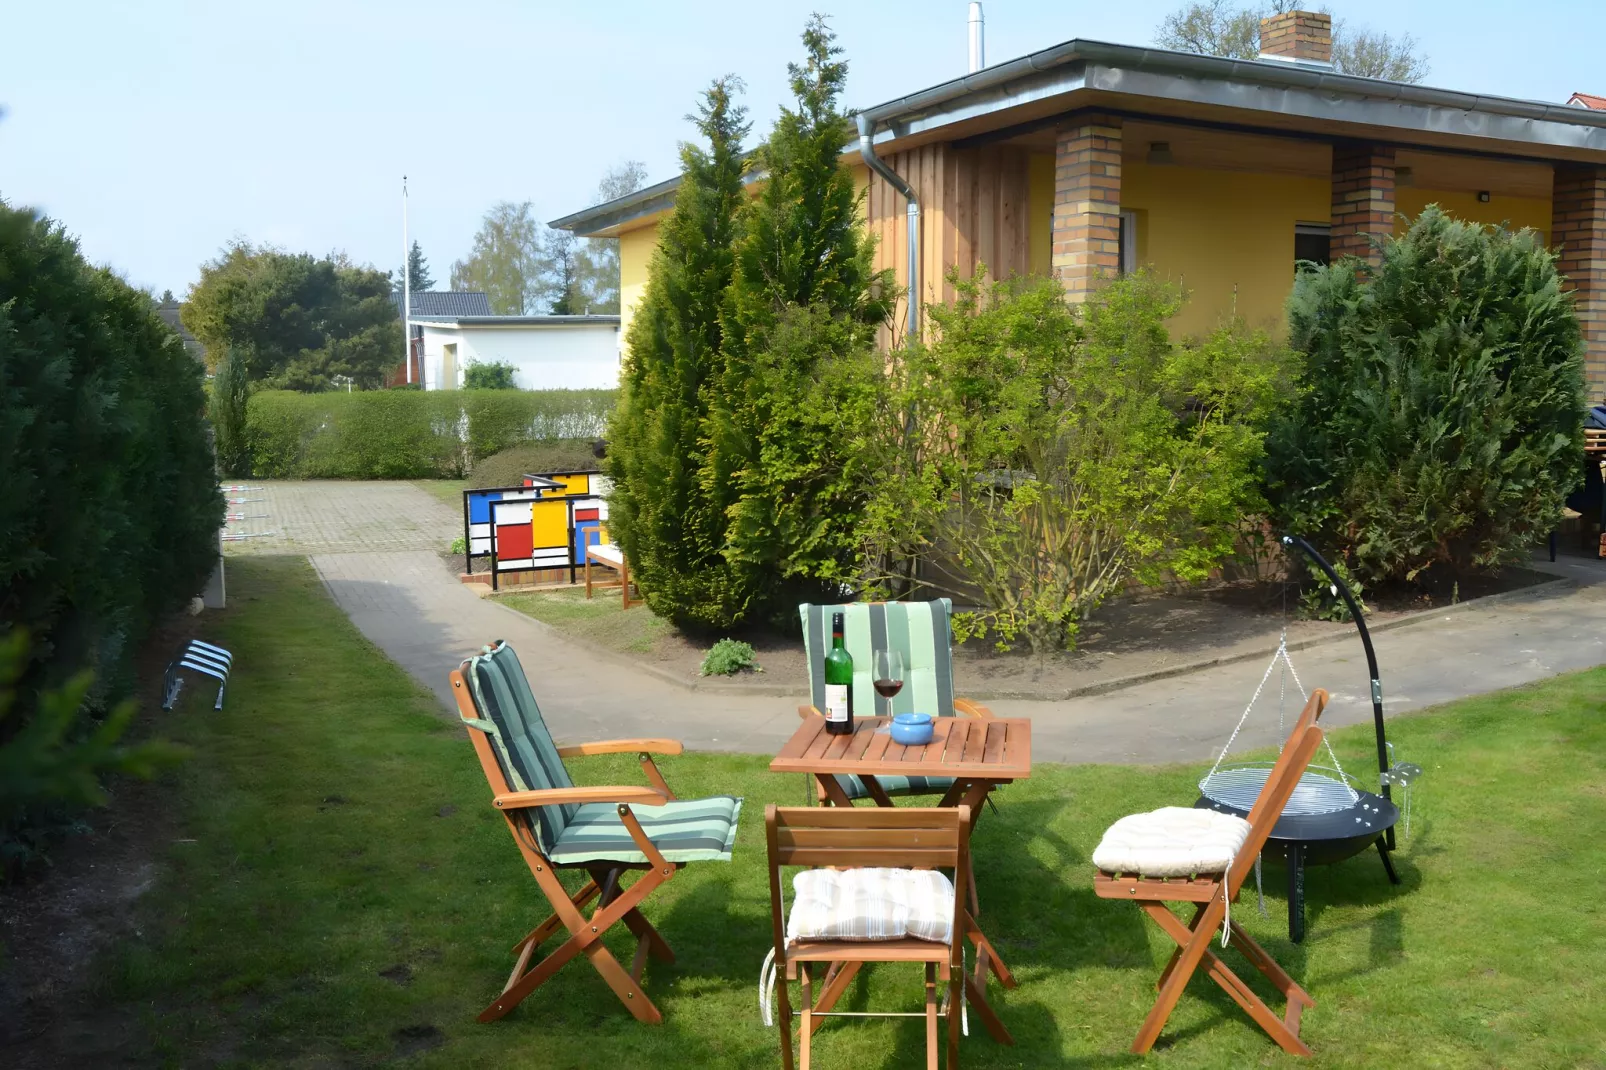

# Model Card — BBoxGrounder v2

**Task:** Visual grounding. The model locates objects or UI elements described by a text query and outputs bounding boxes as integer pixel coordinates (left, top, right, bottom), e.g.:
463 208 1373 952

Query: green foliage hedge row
245 388 616 479
1 201 222 859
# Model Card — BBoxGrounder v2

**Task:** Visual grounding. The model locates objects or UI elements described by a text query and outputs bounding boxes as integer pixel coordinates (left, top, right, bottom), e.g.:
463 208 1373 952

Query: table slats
770 716 1031 780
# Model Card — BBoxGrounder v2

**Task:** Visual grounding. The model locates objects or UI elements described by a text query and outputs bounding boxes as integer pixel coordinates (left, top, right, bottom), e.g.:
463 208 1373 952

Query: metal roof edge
552 38 1606 236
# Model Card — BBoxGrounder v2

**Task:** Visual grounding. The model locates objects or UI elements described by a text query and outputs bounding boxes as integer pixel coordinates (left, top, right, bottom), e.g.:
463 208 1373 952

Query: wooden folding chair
766 805 971 1069
450 640 741 1024
796 600 996 808
1093 689 1330 1056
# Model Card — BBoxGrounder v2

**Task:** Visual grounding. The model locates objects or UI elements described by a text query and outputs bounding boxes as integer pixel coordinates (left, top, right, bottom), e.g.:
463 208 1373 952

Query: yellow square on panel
530 499 569 550
548 472 590 496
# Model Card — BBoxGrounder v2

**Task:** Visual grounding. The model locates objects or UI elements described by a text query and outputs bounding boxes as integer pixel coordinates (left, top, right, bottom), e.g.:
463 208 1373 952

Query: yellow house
552 10 1606 398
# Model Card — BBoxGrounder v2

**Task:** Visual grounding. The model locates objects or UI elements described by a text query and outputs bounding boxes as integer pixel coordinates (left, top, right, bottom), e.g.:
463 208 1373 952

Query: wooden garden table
768 714 1032 1045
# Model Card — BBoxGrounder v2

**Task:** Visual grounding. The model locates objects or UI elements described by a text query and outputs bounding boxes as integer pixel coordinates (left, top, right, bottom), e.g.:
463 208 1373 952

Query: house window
1119 210 1139 275
1295 223 1331 269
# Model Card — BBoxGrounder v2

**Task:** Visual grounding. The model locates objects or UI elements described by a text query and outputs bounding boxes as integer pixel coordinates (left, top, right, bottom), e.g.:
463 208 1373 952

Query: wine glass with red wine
873 650 904 717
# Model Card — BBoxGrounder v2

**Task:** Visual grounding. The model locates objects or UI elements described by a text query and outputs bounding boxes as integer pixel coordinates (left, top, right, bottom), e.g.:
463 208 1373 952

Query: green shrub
463 360 517 389
210 348 252 477
859 272 1290 656
608 78 752 632
0 630 185 873
466 441 600 489
699 638 761 676
1265 206 1586 586
0 201 220 858
703 19 894 627
245 388 615 479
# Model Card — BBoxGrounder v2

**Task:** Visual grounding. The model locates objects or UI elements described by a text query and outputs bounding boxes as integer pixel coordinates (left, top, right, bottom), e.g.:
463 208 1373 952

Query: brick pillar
1330 144 1396 264
1554 165 1606 402
1052 115 1122 303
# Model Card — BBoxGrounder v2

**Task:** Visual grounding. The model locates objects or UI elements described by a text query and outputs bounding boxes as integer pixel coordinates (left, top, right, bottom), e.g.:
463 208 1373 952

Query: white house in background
411 314 622 391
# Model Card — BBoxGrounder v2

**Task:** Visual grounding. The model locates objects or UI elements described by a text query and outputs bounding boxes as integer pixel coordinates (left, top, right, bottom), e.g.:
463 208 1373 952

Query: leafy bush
1 200 219 857
1265 206 1586 586
1 630 185 873
466 441 600 489
464 360 518 390
245 388 615 479
859 272 1290 655
699 638 761 676
209 348 253 477
449 535 467 555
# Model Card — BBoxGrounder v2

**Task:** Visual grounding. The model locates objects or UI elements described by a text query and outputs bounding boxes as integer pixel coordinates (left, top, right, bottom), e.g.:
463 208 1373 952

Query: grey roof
409 314 620 328
552 37 1606 237
391 291 493 318
154 301 206 362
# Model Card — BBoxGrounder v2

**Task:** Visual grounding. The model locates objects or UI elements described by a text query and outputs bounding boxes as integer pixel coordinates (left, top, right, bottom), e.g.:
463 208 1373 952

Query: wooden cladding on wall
864 142 1031 344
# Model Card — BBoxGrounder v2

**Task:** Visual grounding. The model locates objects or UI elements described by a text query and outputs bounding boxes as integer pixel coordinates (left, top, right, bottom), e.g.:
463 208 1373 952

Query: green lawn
494 586 672 655
102 556 1606 1067
412 479 468 510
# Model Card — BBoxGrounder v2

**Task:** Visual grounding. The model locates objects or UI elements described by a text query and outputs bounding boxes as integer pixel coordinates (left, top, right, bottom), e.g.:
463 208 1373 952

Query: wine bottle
823 611 854 736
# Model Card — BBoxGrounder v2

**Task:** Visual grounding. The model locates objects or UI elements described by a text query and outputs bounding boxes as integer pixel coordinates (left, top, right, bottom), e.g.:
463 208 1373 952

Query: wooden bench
584 542 636 609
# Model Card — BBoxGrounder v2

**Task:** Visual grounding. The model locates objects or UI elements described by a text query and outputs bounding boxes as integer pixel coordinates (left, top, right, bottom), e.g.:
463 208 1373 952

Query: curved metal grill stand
1194 536 1406 943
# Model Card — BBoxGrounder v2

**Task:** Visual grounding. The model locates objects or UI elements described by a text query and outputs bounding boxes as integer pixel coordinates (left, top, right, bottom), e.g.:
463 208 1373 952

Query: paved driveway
222 481 458 556
236 481 1606 765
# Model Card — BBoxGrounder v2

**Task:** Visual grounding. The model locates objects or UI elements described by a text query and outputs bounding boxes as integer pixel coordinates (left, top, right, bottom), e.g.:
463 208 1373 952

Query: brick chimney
1259 10 1332 65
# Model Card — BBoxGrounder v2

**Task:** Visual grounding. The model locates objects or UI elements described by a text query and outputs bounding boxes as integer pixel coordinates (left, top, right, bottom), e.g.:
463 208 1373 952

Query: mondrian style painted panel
466 471 614 583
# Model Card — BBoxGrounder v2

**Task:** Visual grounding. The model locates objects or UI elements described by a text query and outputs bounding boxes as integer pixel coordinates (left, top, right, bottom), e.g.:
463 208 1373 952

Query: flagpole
403 175 412 384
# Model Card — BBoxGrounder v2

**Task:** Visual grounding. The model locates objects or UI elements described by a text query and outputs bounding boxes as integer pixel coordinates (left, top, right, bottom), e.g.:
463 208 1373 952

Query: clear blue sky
3 1 1602 296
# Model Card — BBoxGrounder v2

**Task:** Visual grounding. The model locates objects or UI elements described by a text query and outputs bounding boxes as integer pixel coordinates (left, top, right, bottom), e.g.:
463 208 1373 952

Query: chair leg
947 964 962 1069
799 963 814 1070
1142 902 1314 1057
1132 899 1222 1054
776 958 796 1070
925 962 940 1070
807 961 862 1036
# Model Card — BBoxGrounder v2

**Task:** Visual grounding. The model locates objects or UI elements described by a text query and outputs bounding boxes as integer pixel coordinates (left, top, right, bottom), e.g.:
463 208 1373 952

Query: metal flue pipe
968 2 985 73
855 113 920 342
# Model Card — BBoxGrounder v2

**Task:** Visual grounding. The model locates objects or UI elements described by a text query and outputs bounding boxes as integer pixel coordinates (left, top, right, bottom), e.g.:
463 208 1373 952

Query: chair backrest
1228 688 1328 893
454 641 577 853
799 600 956 718
765 805 968 961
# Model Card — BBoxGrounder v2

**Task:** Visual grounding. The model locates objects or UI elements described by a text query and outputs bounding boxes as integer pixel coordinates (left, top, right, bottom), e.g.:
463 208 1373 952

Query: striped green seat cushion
547 796 743 865
467 642 577 852
799 600 959 800
833 774 954 801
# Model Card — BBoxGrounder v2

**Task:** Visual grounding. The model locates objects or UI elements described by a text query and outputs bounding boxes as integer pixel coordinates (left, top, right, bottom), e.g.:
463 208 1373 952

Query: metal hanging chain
1203 631 1352 787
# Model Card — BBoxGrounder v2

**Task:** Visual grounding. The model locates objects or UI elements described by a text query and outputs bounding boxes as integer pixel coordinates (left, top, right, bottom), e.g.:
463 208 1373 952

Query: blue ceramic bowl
889 712 934 746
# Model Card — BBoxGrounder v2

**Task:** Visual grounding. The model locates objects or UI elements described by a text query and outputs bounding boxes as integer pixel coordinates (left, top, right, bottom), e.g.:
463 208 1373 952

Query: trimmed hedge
1 199 222 857
245 388 615 479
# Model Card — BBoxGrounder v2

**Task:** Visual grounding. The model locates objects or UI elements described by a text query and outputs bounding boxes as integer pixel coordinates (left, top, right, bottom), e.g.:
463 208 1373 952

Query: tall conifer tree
705 15 893 623
606 78 750 629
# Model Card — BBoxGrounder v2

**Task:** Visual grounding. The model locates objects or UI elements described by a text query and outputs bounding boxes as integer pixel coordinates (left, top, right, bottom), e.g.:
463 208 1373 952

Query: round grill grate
1199 764 1360 816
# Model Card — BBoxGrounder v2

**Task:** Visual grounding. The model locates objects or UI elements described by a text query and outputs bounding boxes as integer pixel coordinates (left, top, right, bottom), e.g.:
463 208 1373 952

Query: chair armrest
953 698 996 720
493 786 668 810
557 738 684 758
798 704 822 721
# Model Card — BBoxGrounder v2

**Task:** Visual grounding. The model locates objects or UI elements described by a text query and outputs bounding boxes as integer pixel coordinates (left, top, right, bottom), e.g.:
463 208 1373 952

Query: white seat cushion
786 868 954 944
1091 806 1251 877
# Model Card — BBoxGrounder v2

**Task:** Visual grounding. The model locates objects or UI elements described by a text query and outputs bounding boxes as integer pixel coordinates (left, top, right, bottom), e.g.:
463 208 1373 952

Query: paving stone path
235 482 1606 765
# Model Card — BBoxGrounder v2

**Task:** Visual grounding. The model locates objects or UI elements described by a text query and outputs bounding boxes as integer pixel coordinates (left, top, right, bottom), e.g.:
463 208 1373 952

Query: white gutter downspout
856 113 920 342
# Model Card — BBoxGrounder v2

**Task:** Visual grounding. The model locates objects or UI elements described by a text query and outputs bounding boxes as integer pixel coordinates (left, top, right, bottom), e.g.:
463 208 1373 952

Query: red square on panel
574 508 599 521
498 523 534 559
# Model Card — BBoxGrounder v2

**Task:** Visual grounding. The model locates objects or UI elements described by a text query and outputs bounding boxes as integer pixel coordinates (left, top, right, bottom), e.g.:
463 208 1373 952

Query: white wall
415 321 621 390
